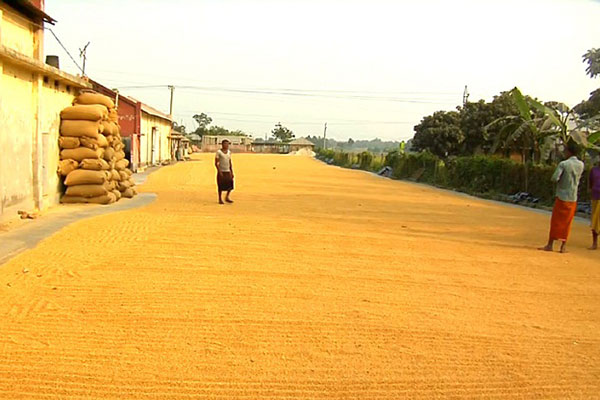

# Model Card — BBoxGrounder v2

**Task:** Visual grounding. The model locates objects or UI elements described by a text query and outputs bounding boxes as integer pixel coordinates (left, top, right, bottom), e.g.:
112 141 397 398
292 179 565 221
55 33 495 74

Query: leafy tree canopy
271 122 295 142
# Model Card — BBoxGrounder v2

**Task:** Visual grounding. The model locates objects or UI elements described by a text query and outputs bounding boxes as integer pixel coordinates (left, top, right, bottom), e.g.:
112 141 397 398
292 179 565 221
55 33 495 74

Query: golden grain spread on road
0 154 599 399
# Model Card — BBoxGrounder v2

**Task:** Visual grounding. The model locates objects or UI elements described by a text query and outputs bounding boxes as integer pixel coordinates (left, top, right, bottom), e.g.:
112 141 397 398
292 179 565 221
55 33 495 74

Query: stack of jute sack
57 91 137 204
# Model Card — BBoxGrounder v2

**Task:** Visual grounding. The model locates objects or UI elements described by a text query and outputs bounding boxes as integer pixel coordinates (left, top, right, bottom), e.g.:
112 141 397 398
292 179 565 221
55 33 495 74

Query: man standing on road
539 141 584 253
588 155 600 250
215 139 234 205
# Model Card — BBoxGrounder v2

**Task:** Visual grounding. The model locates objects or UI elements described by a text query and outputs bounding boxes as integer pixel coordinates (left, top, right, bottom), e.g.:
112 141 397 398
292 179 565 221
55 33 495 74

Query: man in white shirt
539 141 584 253
215 139 234 204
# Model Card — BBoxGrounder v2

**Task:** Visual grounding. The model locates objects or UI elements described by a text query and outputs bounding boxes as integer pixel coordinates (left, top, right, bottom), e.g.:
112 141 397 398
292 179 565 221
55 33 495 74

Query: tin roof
289 138 316 146
124 96 172 122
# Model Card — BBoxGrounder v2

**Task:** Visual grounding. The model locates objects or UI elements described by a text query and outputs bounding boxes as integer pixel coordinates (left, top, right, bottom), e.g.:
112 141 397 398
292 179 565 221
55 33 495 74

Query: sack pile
58 91 137 204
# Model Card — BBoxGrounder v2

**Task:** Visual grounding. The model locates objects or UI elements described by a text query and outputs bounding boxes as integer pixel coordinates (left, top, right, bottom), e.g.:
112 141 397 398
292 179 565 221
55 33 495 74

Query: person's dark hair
222 139 230 144
566 140 580 156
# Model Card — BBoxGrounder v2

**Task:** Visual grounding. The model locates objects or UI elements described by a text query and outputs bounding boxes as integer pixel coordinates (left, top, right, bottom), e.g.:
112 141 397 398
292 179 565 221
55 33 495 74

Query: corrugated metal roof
124 96 172 121
289 138 315 146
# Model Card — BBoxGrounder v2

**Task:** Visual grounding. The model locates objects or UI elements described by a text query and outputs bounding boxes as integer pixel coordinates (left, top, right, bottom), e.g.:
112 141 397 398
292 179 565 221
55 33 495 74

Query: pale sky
44 0 600 141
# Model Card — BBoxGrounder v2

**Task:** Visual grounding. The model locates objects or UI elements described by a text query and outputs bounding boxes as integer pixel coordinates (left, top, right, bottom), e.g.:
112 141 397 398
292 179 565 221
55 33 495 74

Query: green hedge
317 149 591 205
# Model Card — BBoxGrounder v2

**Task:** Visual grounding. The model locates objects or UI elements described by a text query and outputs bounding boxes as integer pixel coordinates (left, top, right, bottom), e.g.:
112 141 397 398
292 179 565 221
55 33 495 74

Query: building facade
201 135 253 153
139 103 172 168
0 0 91 221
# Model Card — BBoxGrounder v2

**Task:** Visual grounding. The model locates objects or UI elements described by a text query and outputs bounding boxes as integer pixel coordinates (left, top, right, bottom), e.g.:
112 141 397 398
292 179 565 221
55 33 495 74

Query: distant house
252 139 289 154
253 138 315 154
289 138 316 153
201 135 253 153
169 131 190 161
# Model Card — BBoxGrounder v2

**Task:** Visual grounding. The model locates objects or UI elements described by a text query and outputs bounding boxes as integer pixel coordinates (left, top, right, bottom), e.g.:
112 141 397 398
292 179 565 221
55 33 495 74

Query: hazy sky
44 0 600 141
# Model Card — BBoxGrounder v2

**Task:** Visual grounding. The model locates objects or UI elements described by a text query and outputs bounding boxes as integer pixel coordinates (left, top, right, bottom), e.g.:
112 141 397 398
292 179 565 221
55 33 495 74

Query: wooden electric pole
323 122 328 149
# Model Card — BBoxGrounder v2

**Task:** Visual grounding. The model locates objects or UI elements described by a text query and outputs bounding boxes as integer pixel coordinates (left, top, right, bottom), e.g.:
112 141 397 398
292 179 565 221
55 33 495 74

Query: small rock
22 268 29 274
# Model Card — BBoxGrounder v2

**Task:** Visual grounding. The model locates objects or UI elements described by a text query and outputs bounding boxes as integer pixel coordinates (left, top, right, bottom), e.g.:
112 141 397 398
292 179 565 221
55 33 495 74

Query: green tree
487 88 600 160
207 125 230 136
412 111 463 158
457 92 520 155
574 89 600 120
575 48 600 143
271 122 295 142
192 113 213 136
583 48 600 78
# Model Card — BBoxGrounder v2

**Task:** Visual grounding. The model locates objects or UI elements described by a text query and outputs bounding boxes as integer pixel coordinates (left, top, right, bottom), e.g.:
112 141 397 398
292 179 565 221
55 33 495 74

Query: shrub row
317 149 592 205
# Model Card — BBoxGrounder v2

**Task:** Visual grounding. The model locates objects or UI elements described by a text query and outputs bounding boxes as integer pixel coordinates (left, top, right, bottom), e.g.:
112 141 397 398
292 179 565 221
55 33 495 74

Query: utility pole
462 85 470 106
79 42 90 76
112 88 120 110
168 85 175 117
323 122 328 149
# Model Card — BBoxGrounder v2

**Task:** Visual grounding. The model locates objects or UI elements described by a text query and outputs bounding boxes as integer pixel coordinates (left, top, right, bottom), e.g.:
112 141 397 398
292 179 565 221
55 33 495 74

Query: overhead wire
45 27 84 74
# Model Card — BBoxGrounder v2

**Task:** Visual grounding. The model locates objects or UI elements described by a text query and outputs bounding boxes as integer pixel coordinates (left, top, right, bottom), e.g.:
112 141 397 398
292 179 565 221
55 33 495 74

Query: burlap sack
108 108 119 123
115 159 129 170
103 147 115 161
112 123 121 135
114 142 125 152
61 147 104 162
101 120 114 136
118 180 132 191
80 135 108 149
112 189 122 201
124 168 133 177
106 180 117 191
64 169 109 186
121 188 135 198
65 182 111 198
60 120 103 138
58 137 80 149
58 159 79 176
111 169 121 181
60 104 108 121
118 171 129 181
80 158 110 171
61 193 116 205
115 150 125 161
106 135 115 145
74 92 115 109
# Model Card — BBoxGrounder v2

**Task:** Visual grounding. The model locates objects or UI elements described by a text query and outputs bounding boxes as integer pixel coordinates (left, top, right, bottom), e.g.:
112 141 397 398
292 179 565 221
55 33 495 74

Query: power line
112 83 456 105
173 113 413 126
45 28 84 74
89 69 458 96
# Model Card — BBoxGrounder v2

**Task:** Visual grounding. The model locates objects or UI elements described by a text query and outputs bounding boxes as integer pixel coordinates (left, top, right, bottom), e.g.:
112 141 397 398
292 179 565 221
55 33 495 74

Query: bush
319 148 577 205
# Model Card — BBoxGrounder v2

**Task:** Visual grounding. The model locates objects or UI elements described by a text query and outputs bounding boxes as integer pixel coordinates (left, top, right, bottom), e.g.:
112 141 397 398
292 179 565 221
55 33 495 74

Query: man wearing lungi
215 139 234 205
539 141 584 253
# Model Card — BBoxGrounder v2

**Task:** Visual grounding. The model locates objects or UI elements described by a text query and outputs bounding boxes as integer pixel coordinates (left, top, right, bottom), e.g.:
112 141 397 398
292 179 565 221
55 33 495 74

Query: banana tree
486 88 600 161
484 88 558 162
